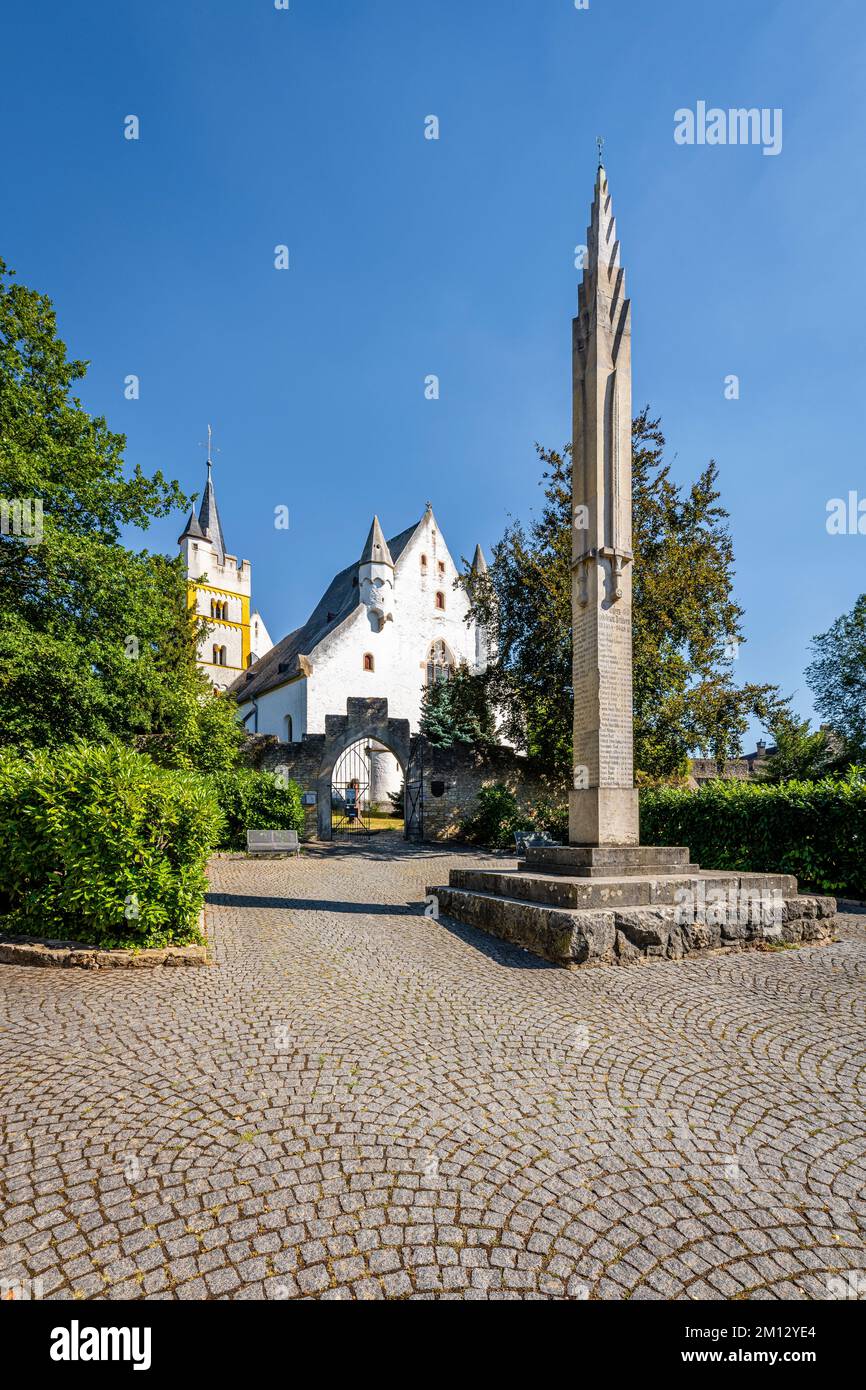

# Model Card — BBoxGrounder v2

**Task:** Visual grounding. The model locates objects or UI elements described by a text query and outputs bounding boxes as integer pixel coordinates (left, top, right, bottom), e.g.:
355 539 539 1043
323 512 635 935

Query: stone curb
0 908 209 969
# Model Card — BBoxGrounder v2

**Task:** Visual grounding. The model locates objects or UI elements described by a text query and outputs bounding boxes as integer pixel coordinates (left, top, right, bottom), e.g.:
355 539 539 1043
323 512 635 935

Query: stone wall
243 733 325 839
243 731 563 843
417 742 561 841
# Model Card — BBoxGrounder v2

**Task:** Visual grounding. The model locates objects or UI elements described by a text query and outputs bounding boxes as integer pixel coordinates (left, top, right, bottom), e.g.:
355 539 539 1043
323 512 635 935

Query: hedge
206 766 304 850
0 743 223 948
640 777 865 898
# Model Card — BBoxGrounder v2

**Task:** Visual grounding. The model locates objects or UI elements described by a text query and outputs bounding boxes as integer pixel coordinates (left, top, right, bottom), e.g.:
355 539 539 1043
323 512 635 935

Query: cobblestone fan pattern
1 838 865 1301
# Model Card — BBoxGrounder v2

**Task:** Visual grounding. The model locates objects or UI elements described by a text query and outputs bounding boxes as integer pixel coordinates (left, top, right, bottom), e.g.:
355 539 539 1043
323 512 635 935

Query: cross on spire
596 134 605 167
200 423 220 474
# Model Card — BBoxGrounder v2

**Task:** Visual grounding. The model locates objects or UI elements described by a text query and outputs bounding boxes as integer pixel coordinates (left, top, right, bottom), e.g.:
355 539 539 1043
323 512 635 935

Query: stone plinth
523 843 692 878
428 866 837 969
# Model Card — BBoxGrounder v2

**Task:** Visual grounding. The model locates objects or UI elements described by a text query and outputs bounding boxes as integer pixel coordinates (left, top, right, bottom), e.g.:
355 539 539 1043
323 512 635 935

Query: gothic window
363 653 375 672
426 639 454 685
435 590 445 610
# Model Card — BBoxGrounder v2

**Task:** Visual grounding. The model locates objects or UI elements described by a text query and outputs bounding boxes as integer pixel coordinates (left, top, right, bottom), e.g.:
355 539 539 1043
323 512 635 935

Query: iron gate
404 737 424 841
330 741 372 835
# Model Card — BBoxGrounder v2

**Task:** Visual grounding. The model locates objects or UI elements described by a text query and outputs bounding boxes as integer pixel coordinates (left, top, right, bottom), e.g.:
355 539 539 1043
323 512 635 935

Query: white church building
179 462 489 799
232 504 487 773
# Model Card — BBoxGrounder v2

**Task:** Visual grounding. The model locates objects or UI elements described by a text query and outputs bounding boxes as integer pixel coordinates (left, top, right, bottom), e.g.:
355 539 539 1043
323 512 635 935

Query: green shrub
640 775 866 897
459 784 534 849
207 767 304 850
0 743 223 947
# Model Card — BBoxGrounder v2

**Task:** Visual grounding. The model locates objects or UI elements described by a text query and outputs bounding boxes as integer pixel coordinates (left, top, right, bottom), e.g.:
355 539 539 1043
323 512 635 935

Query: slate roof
229 516 422 702
198 465 226 564
177 508 206 544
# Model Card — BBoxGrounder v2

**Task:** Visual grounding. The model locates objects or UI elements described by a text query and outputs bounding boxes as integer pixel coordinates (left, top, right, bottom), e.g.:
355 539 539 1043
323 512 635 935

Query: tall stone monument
570 160 639 847
428 159 837 967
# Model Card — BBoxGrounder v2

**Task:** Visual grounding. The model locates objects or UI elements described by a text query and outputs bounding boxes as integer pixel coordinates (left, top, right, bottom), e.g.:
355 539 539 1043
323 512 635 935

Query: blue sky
4 0 865 742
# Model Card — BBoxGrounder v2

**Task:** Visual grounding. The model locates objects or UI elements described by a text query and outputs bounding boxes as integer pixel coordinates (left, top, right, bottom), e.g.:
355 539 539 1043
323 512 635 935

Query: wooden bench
246 829 300 856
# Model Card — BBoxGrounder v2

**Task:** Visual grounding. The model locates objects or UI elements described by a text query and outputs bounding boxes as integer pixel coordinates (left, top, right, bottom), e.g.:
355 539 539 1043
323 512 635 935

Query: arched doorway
330 737 404 835
316 698 419 841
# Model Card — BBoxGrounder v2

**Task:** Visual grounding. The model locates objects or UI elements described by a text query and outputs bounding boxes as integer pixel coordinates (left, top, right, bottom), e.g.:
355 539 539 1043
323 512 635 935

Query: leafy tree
805 595 866 759
465 409 783 779
458 784 533 849
0 257 242 768
419 662 496 748
756 713 843 783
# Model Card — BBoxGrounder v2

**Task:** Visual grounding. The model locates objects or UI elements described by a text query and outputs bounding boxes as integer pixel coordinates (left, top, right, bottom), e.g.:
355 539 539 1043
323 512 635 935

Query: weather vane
199 423 220 472
597 135 605 167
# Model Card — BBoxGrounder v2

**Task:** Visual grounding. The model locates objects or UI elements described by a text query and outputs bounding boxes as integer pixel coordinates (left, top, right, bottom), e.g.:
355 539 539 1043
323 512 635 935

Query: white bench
246 829 300 856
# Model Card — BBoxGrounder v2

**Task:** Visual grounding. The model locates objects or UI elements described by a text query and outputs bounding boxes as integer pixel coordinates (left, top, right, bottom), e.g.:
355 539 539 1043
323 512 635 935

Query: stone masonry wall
420 743 562 842
242 733 562 843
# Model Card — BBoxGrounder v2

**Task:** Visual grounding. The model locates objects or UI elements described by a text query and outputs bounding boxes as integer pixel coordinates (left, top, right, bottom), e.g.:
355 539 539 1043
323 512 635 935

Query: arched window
284 714 293 742
212 643 220 665
220 646 228 666
438 560 445 576
426 639 454 685
420 553 428 571
435 590 445 610
363 652 375 672
210 599 216 618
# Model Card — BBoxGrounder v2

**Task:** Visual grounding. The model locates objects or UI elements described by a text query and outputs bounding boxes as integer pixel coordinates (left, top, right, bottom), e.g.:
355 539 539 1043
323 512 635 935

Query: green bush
640 775 866 897
459 784 534 849
0 743 223 948
207 767 304 850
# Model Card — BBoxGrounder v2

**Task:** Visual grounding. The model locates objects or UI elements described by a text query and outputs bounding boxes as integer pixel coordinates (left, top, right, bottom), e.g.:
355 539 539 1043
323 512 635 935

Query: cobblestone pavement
2 837 865 1301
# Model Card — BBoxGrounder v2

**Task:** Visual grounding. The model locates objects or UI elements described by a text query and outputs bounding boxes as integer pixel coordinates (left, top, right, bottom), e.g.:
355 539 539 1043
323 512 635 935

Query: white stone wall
250 610 273 663
237 511 481 740
252 674 308 742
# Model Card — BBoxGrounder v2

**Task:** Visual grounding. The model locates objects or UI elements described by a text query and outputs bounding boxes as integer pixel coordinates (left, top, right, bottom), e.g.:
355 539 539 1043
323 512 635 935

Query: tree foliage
756 713 844 784
0 256 242 768
805 594 866 760
465 409 784 779
419 662 496 749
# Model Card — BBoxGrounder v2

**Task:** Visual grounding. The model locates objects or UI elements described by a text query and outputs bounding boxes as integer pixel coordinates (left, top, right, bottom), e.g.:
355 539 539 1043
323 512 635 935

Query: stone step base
427 883 837 968
523 844 693 877
448 867 799 911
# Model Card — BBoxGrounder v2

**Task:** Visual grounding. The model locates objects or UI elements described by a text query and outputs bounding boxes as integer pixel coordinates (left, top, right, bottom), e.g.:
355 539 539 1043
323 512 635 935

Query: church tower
177 441 271 692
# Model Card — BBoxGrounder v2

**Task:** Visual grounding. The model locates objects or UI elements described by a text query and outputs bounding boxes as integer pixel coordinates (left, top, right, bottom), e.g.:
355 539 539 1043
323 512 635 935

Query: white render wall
238 510 482 741
252 673 308 741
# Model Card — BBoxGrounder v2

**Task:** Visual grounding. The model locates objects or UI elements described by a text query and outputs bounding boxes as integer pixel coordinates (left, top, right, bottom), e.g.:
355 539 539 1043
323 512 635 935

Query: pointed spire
360 515 394 568
177 508 205 545
576 160 630 370
470 543 488 577
197 461 226 564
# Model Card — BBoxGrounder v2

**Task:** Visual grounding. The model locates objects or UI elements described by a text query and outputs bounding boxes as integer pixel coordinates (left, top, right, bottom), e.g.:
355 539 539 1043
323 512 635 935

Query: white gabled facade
232 505 487 744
